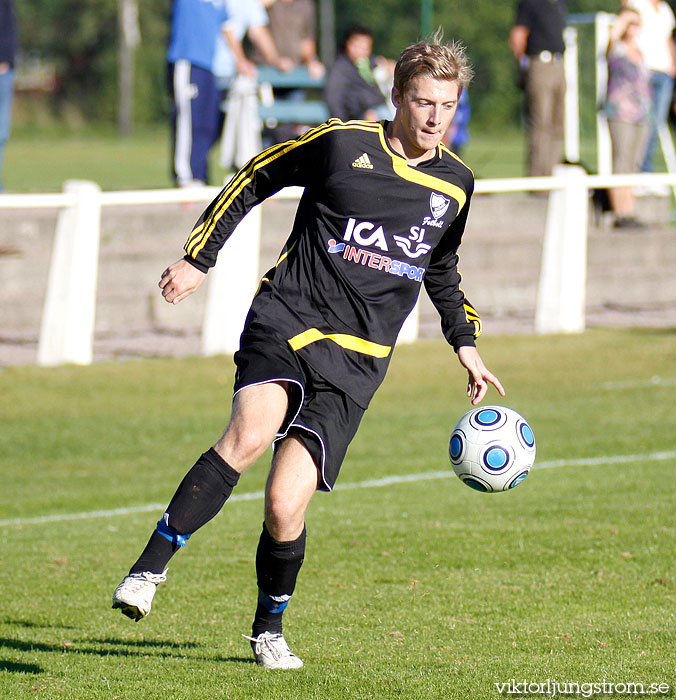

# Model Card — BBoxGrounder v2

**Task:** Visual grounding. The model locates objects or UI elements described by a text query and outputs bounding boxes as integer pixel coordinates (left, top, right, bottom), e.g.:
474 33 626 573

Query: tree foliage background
13 0 670 130
16 0 170 126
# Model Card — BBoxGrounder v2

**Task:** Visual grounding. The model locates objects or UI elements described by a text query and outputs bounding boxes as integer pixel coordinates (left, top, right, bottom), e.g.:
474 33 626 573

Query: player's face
392 76 460 158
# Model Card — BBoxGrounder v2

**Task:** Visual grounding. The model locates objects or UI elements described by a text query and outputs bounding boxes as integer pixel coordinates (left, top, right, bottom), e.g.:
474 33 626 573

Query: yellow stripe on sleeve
275 240 298 267
463 303 483 337
185 136 305 256
185 120 382 260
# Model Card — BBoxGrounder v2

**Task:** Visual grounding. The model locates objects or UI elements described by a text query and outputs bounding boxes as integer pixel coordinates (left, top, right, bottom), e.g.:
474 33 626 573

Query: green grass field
1 329 675 699
5 123 671 193
2 125 529 193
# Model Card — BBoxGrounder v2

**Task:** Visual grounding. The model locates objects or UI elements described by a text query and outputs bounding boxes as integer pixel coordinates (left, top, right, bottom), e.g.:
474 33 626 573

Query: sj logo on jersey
394 192 450 258
393 226 432 259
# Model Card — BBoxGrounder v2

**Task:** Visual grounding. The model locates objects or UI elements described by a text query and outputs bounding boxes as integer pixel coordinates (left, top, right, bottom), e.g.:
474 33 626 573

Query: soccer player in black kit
112 33 505 669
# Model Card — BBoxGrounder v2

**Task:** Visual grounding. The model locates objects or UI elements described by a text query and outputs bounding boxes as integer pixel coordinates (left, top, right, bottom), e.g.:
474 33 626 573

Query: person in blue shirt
213 0 291 90
443 89 470 157
0 0 17 192
168 0 233 187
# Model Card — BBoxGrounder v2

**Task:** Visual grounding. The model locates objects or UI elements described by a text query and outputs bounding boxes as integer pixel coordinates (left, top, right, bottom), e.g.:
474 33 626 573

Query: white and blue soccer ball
449 406 536 493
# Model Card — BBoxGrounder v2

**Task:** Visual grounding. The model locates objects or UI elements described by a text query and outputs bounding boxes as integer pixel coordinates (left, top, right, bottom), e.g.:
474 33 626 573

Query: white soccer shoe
112 570 167 621
243 631 304 669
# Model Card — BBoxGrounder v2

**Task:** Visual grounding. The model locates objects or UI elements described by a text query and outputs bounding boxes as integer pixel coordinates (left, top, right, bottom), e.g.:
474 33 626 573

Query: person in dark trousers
168 0 246 186
112 32 504 670
510 0 567 177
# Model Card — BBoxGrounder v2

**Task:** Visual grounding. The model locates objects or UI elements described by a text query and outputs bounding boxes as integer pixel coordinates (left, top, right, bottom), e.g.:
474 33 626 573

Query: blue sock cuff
258 589 290 613
156 513 191 547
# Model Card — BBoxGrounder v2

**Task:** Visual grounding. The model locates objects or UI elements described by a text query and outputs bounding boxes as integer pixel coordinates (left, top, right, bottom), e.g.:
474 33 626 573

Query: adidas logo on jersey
352 153 373 169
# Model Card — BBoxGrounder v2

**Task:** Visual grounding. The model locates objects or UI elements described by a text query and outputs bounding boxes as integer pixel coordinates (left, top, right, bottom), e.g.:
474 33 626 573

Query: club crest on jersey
430 192 450 219
421 192 451 229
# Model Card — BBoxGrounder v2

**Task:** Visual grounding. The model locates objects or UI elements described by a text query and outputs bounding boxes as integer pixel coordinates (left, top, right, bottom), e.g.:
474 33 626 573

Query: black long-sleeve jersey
184 119 482 408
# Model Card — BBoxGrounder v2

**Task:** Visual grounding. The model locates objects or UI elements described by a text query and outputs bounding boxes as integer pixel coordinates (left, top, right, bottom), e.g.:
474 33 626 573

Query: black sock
129 530 179 576
130 448 240 575
252 523 306 637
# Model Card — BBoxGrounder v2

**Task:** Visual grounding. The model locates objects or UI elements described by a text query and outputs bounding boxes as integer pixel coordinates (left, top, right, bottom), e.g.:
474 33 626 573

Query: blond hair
394 28 473 96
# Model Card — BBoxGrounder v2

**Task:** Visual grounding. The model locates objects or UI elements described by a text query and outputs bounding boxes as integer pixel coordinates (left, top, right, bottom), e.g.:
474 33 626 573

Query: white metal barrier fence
1 167 674 366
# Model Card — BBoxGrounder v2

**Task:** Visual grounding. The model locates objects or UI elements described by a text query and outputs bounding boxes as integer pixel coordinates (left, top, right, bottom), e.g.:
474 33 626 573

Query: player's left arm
423 194 505 404
457 346 505 406
423 197 478 348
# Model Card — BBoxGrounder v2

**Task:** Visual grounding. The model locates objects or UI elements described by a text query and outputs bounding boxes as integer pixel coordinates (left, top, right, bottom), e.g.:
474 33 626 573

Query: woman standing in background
605 8 651 228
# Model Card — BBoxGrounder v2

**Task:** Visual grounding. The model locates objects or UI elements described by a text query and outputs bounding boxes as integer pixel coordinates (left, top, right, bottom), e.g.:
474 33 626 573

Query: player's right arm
159 258 206 304
182 124 331 273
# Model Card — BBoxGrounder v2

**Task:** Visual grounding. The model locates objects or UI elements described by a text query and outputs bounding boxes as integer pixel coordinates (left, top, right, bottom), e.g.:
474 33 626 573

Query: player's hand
159 258 206 304
457 346 506 405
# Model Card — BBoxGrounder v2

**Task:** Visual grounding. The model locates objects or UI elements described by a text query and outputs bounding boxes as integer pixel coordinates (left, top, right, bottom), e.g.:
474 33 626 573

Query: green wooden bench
256 66 329 125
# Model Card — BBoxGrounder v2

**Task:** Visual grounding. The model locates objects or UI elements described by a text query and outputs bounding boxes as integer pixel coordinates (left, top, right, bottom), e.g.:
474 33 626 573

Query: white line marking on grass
2 450 675 528
532 450 676 470
603 376 676 390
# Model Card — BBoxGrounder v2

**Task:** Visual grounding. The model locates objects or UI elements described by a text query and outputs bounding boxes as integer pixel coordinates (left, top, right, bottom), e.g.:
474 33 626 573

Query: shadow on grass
0 636 252 667
0 617 76 630
96 637 199 650
0 659 43 674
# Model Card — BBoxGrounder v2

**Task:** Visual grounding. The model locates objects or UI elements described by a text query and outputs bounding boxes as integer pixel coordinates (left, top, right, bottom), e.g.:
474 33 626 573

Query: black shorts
233 326 365 491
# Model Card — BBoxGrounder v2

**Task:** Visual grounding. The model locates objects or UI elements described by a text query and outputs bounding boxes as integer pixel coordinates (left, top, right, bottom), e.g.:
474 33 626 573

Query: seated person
324 25 394 122
213 0 293 91
251 0 326 144
255 0 324 78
